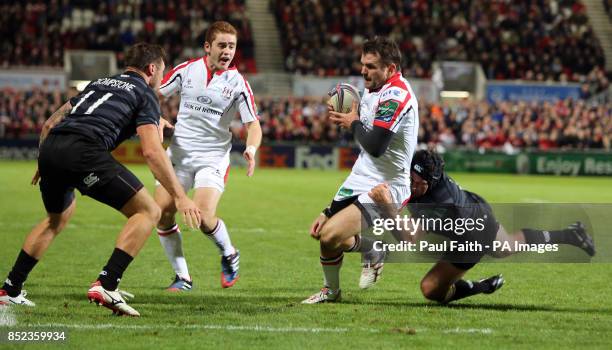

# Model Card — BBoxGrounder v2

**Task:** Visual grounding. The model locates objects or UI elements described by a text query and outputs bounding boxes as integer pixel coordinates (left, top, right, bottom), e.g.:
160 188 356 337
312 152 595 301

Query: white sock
205 219 236 257
157 224 190 281
320 254 343 291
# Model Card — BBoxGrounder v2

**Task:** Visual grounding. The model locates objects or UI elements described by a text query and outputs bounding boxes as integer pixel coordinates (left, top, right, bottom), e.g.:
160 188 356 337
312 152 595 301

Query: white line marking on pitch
26 323 349 333
443 327 493 334
521 198 551 203
0 306 17 327
22 323 493 335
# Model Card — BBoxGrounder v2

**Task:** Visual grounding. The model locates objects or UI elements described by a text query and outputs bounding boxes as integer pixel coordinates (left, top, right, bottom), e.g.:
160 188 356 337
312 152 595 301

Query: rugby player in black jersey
367 150 595 303
0 43 201 316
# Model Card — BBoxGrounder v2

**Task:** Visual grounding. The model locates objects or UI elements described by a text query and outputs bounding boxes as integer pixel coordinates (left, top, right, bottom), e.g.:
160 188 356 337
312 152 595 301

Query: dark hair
205 21 238 44
124 43 166 71
411 150 444 187
362 37 402 68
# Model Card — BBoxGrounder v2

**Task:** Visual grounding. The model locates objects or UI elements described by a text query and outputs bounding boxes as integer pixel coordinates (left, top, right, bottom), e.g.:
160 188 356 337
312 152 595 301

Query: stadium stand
272 0 607 85
1 88 610 150
0 0 256 72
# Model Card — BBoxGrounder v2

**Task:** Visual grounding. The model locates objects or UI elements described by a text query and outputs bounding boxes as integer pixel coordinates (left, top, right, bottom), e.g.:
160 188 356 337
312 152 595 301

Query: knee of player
200 214 219 233
319 229 342 248
47 217 68 235
420 278 446 302
144 204 162 223
48 204 75 233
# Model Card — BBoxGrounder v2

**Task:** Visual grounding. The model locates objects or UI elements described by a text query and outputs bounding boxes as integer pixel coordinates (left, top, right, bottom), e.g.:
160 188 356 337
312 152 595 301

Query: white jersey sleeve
159 59 198 97
237 77 259 124
372 83 413 133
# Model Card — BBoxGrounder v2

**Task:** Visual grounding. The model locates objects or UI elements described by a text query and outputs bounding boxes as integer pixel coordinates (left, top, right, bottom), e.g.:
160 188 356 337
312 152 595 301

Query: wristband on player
245 145 257 156
322 207 332 218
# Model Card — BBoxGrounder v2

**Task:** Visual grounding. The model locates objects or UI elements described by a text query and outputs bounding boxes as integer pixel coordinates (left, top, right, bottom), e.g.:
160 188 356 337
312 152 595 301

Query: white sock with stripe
204 219 236 257
320 254 343 291
157 224 191 281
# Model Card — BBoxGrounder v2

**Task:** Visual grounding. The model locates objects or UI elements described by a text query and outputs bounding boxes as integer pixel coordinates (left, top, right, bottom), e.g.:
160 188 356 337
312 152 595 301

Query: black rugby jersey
52 71 160 150
407 173 493 237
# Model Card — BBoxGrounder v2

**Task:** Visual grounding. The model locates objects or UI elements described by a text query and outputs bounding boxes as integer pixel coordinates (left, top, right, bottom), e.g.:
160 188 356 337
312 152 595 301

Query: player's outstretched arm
243 120 262 177
137 123 201 229
368 184 421 243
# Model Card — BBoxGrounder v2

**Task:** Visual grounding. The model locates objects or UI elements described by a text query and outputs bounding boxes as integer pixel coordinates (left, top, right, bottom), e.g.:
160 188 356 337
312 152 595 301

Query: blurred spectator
272 0 607 87
0 87 76 139
0 1 256 73
2 87 610 151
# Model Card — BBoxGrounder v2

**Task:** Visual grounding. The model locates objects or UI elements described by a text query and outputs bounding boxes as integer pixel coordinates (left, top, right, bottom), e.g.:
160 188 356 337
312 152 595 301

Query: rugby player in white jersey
303 37 419 304
155 21 262 290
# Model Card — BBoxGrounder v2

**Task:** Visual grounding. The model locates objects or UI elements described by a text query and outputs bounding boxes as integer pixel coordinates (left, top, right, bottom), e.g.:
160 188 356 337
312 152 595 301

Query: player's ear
144 63 155 77
204 41 211 55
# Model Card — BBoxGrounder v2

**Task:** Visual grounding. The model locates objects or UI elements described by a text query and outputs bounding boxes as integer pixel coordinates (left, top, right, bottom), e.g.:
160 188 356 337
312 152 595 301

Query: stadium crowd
3 86 610 151
272 0 607 86
0 0 256 72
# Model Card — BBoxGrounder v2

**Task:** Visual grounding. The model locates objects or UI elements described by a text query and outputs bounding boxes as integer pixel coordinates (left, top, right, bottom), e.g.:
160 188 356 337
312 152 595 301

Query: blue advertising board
486 82 581 103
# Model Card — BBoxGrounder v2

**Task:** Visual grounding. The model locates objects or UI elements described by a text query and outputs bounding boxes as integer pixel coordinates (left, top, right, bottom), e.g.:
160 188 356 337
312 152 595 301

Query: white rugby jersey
159 56 259 165
352 72 419 184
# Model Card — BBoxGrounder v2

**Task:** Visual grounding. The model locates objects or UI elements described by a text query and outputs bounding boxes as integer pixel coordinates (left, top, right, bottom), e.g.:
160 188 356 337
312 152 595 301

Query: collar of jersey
368 72 402 93
203 56 237 83
122 70 146 81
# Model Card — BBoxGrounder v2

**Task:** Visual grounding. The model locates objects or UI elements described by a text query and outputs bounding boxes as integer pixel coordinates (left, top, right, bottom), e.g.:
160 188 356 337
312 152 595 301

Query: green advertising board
525 152 612 176
444 150 612 176
443 150 516 173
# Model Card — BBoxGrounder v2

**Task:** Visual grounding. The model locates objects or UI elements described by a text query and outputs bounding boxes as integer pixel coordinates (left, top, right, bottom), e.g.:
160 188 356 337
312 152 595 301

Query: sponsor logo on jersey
222 87 233 99
185 78 194 89
83 172 100 187
375 100 399 123
337 187 354 197
183 102 223 116
196 95 213 104
380 87 407 102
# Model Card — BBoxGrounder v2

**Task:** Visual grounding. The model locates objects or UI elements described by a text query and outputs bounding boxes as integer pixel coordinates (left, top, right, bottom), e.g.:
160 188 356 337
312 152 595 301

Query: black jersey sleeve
136 89 161 127
350 120 394 158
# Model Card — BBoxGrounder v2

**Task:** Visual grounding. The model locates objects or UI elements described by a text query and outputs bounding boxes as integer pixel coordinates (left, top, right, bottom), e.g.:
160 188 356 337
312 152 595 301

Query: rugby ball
327 83 361 113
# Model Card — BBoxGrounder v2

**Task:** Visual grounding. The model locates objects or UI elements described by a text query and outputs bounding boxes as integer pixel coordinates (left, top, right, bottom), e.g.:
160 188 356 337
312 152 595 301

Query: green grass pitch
1 160 611 349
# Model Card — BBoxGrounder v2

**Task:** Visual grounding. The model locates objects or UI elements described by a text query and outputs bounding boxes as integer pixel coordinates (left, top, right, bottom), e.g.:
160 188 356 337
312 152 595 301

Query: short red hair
205 21 238 44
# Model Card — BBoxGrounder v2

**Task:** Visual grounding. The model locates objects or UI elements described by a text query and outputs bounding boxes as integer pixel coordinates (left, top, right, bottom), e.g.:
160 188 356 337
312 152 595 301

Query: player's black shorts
38 133 144 213
440 193 499 271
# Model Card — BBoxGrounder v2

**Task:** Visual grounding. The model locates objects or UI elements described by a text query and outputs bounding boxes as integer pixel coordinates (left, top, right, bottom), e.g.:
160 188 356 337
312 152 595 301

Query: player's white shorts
333 172 411 220
156 153 231 193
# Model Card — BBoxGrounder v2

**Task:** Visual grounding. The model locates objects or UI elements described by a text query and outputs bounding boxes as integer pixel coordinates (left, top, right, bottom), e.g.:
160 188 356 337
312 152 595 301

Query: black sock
98 248 133 291
3 249 38 297
523 228 578 246
447 279 490 302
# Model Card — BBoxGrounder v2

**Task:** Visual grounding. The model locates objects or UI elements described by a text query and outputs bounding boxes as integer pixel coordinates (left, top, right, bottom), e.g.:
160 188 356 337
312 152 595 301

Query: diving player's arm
137 124 201 229
243 120 262 177
368 183 423 244
328 101 394 158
